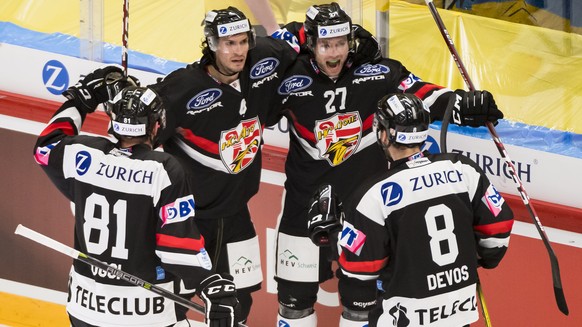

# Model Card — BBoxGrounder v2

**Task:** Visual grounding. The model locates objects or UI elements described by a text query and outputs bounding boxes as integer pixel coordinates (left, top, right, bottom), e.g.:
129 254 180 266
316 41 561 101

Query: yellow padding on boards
0 292 68 327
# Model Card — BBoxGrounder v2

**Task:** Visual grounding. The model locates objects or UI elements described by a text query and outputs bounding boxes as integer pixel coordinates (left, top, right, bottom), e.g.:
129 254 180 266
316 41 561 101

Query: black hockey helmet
106 86 166 141
203 6 256 52
304 2 354 52
374 93 430 147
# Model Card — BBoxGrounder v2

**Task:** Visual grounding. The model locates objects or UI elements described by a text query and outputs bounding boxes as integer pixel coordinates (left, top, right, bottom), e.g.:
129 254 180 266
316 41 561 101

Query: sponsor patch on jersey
186 88 222 112
278 75 313 95
34 140 60 166
160 194 195 225
250 57 280 79
339 221 366 255
75 150 92 176
314 112 362 166
354 64 390 76
381 181 403 206
219 118 262 174
483 184 504 217
398 73 422 91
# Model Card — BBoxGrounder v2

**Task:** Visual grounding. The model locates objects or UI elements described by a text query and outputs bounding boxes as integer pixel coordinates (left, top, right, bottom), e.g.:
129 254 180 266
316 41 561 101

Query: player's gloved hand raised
351 24 382 66
198 274 241 327
307 184 344 247
453 89 504 127
63 66 139 114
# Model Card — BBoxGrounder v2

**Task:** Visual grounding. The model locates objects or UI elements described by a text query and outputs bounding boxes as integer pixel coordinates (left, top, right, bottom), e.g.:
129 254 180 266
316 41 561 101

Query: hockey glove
271 28 301 53
307 184 344 247
453 89 504 127
198 274 241 327
351 24 382 66
63 66 139 114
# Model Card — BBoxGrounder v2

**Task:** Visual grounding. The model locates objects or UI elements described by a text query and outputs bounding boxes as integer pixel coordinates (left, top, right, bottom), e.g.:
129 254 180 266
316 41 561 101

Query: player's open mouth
326 60 340 68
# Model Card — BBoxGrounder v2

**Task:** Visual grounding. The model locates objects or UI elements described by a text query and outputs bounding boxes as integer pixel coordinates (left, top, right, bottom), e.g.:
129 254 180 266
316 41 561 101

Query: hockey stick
121 0 129 77
477 282 492 327
14 224 248 327
424 0 569 315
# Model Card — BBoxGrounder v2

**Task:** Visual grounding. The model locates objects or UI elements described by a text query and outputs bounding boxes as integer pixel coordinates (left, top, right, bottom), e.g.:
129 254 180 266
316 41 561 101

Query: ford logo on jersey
187 88 222 111
354 64 390 76
250 58 280 79
75 151 92 176
381 181 403 206
278 75 312 95
160 195 196 225
42 60 69 95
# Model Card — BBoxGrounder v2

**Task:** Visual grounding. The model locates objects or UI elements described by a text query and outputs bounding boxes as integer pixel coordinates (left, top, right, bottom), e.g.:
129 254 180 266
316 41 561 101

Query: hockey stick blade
424 0 569 315
14 224 250 326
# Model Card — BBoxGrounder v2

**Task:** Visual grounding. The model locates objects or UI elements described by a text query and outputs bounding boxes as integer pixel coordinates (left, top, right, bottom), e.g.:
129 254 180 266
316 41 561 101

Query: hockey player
149 7 298 324
271 3 506 327
308 93 514 327
33 66 240 327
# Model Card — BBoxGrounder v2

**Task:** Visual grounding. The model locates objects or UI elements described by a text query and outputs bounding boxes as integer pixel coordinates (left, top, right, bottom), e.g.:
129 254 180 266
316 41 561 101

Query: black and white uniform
150 37 296 297
271 54 459 308
338 152 514 327
34 102 212 327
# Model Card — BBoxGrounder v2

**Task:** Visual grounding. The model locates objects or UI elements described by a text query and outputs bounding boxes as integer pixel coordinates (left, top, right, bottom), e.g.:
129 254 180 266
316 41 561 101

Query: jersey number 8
424 204 459 266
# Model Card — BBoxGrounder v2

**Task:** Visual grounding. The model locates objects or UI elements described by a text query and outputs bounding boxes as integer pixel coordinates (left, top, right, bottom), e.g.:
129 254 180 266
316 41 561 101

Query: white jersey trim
174 138 230 173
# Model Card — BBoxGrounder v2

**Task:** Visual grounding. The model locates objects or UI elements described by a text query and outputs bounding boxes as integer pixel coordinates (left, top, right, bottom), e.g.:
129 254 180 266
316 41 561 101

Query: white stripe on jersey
62 144 171 205
422 87 453 108
479 236 510 249
356 160 482 226
174 138 230 173
155 250 212 269
67 268 178 326
339 269 379 281
49 106 83 131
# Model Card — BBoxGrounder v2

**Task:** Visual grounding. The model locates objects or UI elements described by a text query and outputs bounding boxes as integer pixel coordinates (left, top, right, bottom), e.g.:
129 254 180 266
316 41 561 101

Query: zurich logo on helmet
250 58 280 79
319 28 328 37
278 76 312 95
219 26 227 35
187 88 222 111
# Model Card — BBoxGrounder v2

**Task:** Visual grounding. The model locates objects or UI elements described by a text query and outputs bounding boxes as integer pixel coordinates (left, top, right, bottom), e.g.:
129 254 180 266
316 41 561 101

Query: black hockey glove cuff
307 184 344 247
453 89 504 127
351 24 382 66
198 274 241 327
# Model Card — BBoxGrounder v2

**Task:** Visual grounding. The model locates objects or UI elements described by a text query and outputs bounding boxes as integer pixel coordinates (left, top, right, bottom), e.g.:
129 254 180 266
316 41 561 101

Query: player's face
314 36 350 79
214 33 249 75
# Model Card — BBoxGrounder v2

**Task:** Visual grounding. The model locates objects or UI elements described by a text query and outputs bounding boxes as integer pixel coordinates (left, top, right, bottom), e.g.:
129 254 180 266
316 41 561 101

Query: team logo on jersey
186 88 223 113
42 60 69 95
75 151 92 176
278 75 312 95
398 73 422 92
339 221 366 255
483 184 504 217
250 57 280 79
160 194 196 225
354 64 390 76
314 112 362 166
34 141 60 166
381 182 403 206
388 303 410 327
219 118 261 174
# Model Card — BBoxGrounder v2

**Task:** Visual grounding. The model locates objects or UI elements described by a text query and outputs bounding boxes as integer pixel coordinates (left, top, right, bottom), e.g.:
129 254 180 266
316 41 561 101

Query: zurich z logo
354 64 390 76
277 76 312 95
278 319 291 327
381 182 403 206
187 88 222 111
75 151 92 176
250 58 279 79
42 60 69 95
219 26 227 34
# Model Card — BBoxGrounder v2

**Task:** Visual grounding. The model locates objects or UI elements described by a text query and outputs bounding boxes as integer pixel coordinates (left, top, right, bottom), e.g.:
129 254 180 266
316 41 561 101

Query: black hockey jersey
151 37 297 219
338 152 514 327
272 54 457 229
34 103 213 326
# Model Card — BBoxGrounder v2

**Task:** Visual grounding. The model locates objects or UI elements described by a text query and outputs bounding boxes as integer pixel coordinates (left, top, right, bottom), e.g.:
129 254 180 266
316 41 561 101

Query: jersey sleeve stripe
473 220 514 236
478 236 510 249
338 251 388 274
40 121 75 137
179 128 219 154
156 233 205 251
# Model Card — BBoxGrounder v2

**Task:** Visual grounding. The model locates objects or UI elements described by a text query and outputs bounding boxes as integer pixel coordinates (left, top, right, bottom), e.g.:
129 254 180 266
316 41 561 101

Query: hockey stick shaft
122 0 129 77
477 282 492 327
424 0 568 315
14 224 205 314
